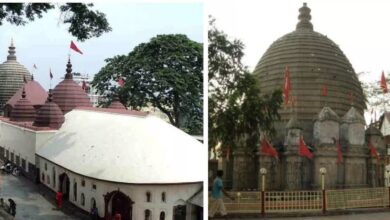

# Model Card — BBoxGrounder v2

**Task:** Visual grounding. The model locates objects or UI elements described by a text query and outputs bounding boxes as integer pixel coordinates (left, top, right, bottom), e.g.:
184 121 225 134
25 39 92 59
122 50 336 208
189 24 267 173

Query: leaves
92 34 203 134
0 3 110 41
209 17 282 152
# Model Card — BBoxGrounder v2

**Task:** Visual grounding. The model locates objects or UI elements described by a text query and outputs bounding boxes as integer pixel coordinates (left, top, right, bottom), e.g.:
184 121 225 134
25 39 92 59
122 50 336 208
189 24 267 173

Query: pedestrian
209 170 234 218
8 198 16 217
56 191 63 208
90 203 99 220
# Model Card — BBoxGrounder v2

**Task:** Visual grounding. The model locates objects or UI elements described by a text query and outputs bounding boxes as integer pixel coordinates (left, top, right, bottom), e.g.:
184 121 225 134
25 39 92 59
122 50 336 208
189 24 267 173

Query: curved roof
252 3 365 142
10 87 36 121
36 108 204 184
52 59 91 114
0 41 32 109
108 93 126 110
6 78 47 108
33 90 64 129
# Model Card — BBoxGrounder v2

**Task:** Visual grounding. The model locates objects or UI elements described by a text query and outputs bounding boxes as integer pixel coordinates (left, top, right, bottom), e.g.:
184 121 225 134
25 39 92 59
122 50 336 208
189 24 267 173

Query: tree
0 3 111 41
209 17 282 155
92 34 203 134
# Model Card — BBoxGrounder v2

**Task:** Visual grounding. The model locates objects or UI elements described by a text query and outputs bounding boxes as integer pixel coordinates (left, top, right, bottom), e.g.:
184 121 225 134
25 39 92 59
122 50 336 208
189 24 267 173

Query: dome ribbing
33 90 64 129
52 59 92 114
253 3 365 142
10 86 36 121
0 40 32 110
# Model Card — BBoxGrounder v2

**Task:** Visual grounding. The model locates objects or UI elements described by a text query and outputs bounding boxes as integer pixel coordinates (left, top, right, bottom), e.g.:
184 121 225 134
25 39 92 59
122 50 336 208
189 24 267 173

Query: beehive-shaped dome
33 90 64 129
10 87 36 121
253 3 365 142
0 40 32 110
52 59 92 114
108 93 126 110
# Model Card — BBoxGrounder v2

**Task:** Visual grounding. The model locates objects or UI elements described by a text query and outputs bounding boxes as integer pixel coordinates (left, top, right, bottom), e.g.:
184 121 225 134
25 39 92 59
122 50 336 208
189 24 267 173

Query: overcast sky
208 0 390 83
0 2 203 90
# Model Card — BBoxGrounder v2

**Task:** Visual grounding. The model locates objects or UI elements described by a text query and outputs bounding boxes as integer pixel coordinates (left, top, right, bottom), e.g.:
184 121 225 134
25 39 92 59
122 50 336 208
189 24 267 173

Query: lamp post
260 168 267 216
319 167 327 213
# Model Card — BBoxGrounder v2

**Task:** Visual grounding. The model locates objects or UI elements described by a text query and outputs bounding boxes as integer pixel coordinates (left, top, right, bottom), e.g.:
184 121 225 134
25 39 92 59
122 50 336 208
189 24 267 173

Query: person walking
209 170 234 218
56 191 63 208
8 198 16 217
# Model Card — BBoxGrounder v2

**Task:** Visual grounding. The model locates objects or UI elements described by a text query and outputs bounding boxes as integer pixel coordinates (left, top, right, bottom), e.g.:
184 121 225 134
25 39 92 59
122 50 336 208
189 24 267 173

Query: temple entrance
173 200 187 220
104 190 133 220
59 173 70 200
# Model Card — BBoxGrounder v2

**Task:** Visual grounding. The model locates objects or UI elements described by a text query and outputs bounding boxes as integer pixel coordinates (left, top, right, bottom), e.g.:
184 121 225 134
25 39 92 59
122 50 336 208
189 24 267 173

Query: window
15 155 20 166
44 163 47 171
161 192 166 202
81 193 85 206
73 182 77 201
145 209 151 220
159 211 165 220
91 198 96 209
92 184 96 190
146 191 151 202
52 167 56 188
81 179 85 187
5 150 8 159
46 175 50 185
10 152 14 162
41 173 45 181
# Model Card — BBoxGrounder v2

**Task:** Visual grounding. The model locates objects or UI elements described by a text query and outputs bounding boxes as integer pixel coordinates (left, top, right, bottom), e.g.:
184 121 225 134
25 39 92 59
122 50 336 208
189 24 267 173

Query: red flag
299 136 314 159
118 77 125 87
260 137 278 158
49 69 53 79
321 85 328 97
70 41 83 54
82 81 87 90
381 71 388 93
335 139 343 164
283 66 291 105
368 141 380 161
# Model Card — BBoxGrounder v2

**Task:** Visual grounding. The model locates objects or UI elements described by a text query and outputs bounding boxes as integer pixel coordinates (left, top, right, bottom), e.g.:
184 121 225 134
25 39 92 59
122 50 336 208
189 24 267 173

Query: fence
213 187 390 214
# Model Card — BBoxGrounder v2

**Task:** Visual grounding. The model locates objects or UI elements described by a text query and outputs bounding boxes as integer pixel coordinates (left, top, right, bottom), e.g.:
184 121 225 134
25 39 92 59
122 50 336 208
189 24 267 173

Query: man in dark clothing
8 199 16 217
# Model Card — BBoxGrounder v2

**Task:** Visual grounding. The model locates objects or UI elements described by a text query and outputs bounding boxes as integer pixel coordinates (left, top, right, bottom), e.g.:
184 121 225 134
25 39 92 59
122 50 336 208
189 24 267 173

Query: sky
0 2 203 90
208 0 390 122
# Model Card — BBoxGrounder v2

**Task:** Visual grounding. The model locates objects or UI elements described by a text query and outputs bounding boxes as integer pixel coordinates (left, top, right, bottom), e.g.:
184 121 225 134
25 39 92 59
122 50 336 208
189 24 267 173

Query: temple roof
6 78 47 108
52 59 92 114
342 106 365 124
10 87 36 122
33 90 64 129
252 3 365 141
36 109 204 184
317 106 339 122
0 40 32 109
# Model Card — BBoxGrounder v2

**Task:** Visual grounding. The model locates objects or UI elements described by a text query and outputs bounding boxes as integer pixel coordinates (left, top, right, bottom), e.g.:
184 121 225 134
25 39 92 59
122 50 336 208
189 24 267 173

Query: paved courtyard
0 173 83 220
212 211 390 220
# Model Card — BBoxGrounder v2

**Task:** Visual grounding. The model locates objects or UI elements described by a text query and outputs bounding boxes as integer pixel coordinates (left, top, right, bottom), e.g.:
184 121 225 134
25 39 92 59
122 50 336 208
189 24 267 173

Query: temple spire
65 58 73 79
7 38 16 61
296 3 313 31
48 89 53 102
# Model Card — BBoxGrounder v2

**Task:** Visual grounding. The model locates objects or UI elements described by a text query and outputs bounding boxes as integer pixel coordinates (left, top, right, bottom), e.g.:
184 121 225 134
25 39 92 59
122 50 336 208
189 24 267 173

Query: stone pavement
0 172 88 219
211 210 390 220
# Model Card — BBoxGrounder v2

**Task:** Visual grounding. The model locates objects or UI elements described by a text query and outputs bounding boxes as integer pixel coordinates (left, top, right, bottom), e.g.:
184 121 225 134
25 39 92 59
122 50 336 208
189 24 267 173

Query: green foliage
0 3 111 41
92 34 203 134
209 17 282 152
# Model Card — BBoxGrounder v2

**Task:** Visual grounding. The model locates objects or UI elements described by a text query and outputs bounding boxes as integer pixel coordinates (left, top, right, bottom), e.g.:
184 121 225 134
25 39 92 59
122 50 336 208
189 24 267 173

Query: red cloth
299 137 314 159
321 85 328 97
368 141 380 161
70 41 83 54
381 71 388 93
114 213 121 220
336 140 343 164
56 191 63 208
260 137 278 158
118 78 125 87
283 66 291 105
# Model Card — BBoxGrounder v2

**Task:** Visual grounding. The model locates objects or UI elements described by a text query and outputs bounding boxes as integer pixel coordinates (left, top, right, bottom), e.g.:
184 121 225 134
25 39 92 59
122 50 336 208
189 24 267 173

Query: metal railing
210 187 390 214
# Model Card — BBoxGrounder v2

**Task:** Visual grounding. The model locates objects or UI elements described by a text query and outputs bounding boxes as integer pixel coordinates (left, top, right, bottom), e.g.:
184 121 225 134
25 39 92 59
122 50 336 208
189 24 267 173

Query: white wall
0 121 56 169
38 157 202 220
381 117 390 136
